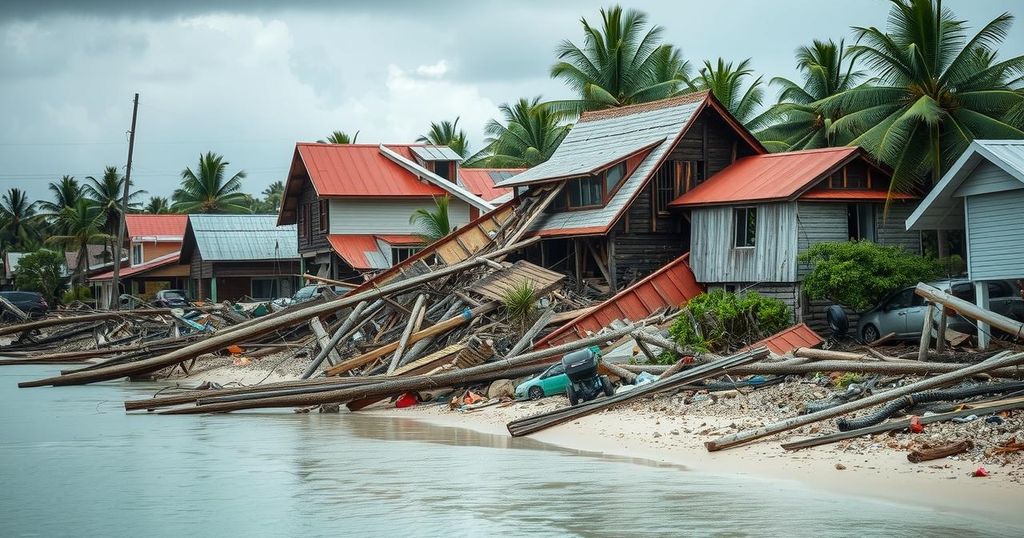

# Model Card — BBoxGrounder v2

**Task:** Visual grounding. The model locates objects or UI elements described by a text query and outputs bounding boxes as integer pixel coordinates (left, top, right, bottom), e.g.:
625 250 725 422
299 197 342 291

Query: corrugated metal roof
90 252 180 281
411 145 464 162
498 138 664 186
377 234 423 246
536 253 704 349
295 143 446 198
378 145 494 212
327 235 387 270
458 168 519 201
907 140 1024 231
187 215 298 261
671 147 861 207
745 323 823 355
125 214 188 240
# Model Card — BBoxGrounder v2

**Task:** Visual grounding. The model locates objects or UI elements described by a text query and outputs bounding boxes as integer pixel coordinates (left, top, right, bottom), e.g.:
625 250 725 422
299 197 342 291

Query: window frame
131 243 143 266
250 277 279 300
548 161 634 213
391 246 423 266
653 160 705 216
733 207 757 249
318 200 328 232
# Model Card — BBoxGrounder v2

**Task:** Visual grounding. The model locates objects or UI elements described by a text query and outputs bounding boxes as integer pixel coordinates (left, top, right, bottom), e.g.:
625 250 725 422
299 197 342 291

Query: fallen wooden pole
705 352 1024 452
915 282 1024 340
19 238 539 388
907 440 973 463
387 294 426 374
504 308 554 359
618 359 1024 378
0 306 225 337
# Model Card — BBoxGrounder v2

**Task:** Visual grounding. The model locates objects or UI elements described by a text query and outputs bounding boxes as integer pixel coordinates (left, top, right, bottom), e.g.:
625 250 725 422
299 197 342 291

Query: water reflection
0 365 1020 537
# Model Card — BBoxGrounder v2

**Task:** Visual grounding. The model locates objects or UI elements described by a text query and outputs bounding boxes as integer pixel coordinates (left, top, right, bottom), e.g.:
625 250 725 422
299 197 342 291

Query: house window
734 207 757 248
568 176 603 208
298 205 307 240
131 244 143 266
604 162 627 195
433 161 453 181
847 203 876 241
391 246 422 266
251 278 279 300
547 161 634 213
653 160 705 215
318 200 328 232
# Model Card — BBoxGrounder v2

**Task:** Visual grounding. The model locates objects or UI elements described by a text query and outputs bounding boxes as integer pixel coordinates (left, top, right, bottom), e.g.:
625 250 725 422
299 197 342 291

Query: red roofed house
278 142 514 280
90 214 190 307
669 145 920 324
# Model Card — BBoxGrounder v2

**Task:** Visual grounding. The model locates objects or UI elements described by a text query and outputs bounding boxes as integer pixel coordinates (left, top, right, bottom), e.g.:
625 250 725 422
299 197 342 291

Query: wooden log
867 332 896 347
915 283 1024 341
907 440 973 463
397 300 463 368
705 351 1024 452
309 317 343 368
936 310 949 354
794 348 867 361
504 308 554 359
618 359 1024 378
0 306 225 337
19 238 539 388
387 294 426 374
918 303 934 361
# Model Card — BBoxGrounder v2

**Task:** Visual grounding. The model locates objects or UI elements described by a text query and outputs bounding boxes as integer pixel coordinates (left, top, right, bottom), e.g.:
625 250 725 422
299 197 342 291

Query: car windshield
163 290 186 299
293 286 317 300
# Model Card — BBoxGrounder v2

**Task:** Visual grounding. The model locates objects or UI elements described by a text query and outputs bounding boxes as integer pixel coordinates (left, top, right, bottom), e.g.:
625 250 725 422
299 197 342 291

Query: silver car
857 280 1024 343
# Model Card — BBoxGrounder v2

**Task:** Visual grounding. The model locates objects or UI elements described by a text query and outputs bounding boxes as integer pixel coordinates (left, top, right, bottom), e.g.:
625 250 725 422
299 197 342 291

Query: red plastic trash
395 392 418 408
909 416 924 433
973 466 989 478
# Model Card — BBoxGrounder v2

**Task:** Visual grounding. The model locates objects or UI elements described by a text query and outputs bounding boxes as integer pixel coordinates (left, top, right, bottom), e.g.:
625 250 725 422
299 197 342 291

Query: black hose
836 381 1024 431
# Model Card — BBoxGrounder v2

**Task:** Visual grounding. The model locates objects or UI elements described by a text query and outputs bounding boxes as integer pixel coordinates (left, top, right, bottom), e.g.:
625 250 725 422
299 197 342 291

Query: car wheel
528 386 544 401
862 324 880 344
566 384 579 406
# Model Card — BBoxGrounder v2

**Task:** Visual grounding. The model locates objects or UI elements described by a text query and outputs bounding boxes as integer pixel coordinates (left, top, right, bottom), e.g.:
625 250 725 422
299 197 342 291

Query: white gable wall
328 198 471 235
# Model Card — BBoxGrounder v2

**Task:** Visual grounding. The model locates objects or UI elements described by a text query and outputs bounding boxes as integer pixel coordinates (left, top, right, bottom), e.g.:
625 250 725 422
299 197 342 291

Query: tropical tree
0 188 40 250
417 118 470 158
549 5 690 114
46 200 110 287
84 166 145 247
687 58 765 126
754 39 865 151
469 96 572 168
37 175 86 228
13 249 65 306
172 152 250 213
409 196 452 243
821 0 1024 192
318 130 359 144
260 181 284 213
144 196 172 214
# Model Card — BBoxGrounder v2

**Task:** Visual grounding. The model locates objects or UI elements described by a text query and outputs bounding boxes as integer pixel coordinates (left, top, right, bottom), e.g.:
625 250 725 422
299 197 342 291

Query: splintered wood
469 261 565 302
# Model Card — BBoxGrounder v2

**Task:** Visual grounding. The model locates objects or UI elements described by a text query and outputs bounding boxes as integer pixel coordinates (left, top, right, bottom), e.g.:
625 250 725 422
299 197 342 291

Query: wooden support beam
918 303 934 361
309 317 343 367
504 308 554 359
387 294 426 374
936 309 948 354
916 282 1024 345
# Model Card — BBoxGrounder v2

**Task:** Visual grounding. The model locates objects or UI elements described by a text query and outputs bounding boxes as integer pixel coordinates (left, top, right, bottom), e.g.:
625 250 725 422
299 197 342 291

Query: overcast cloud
2 1 1021 202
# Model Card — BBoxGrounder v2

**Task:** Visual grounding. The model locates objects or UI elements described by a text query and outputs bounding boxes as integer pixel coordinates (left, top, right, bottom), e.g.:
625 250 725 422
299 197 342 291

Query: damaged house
277 142 515 280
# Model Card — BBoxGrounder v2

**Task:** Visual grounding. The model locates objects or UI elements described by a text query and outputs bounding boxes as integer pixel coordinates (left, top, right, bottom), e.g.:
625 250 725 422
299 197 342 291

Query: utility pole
110 93 139 311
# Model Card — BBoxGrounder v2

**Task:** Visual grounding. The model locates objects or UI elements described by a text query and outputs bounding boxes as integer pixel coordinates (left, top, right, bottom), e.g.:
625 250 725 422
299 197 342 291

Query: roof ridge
578 91 710 122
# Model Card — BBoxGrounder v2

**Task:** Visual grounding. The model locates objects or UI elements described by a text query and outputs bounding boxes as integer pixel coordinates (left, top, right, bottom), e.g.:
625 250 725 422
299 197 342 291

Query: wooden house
907 139 1024 347
89 215 190 306
277 142 514 281
179 214 300 302
494 91 765 291
670 146 921 322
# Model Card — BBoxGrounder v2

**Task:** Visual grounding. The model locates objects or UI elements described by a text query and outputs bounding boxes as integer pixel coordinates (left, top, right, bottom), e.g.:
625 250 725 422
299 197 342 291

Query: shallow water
0 365 1020 537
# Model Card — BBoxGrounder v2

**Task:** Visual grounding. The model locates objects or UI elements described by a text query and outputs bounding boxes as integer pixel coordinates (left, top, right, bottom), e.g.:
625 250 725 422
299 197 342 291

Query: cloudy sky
2 0 1021 203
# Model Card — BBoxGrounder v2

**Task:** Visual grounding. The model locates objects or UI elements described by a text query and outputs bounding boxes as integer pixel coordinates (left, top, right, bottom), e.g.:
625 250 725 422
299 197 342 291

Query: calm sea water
0 364 1020 537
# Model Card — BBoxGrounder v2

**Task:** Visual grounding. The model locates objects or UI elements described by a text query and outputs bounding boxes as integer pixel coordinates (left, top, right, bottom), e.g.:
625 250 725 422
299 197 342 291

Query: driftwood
705 351 1024 451
907 440 973 463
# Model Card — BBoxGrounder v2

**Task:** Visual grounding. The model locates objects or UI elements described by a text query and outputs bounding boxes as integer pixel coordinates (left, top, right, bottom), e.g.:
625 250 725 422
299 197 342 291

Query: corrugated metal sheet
188 215 298 261
746 323 823 355
979 139 1024 178
498 138 663 186
90 252 179 281
377 234 423 245
125 214 188 239
411 145 464 162
378 145 494 212
327 234 389 271
690 203 799 283
296 143 446 197
536 253 704 349
671 147 860 206
458 168 518 201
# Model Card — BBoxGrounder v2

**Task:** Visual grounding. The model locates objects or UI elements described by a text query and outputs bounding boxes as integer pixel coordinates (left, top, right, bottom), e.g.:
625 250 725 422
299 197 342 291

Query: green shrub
666 289 791 355
502 280 537 331
62 285 92 304
14 249 67 305
798 241 942 311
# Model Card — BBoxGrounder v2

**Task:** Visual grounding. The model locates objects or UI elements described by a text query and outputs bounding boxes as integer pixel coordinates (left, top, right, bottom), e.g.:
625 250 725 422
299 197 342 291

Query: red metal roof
377 234 423 246
745 323 823 355
458 168 518 201
798 189 917 201
124 214 188 239
536 253 704 349
90 252 180 281
326 235 382 271
296 143 448 198
670 147 862 207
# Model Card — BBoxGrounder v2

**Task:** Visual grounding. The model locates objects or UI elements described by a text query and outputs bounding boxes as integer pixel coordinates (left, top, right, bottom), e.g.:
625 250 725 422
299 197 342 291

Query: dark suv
0 291 49 320
152 289 192 308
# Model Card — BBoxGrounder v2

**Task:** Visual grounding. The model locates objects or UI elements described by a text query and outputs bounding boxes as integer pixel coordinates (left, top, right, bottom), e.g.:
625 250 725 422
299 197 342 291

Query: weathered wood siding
795 202 848 277
966 188 1024 280
298 179 329 253
874 201 921 254
611 185 687 281
690 202 798 283
329 198 471 235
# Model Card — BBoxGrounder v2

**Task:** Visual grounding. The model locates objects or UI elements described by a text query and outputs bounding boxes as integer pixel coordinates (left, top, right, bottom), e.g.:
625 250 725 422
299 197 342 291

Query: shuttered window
318 200 328 232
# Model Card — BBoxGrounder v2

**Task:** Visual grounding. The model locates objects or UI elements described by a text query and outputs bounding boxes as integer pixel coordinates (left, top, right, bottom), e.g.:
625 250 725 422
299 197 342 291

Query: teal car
515 362 570 400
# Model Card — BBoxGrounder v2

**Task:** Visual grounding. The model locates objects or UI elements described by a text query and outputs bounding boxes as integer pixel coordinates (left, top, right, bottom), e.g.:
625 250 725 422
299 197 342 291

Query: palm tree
318 130 360 144
0 188 40 251
470 96 571 168
417 118 470 158
46 200 109 287
409 196 452 243
549 6 690 114
822 0 1024 192
687 58 765 126
754 40 865 152
85 166 145 238
144 196 172 214
37 175 86 224
259 181 284 213
172 152 250 213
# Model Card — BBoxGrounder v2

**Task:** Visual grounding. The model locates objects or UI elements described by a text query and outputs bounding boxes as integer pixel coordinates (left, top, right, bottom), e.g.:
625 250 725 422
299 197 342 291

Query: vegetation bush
502 280 537 331
798 241 943 311
14 249 66 305
62 285 92 304
665 289 791 357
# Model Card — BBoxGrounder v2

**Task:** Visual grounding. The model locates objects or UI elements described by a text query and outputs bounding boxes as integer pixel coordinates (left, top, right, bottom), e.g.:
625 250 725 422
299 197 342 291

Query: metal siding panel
953 161 1024 197
967 189 1024 280
329 198 471 234
189 215 298 261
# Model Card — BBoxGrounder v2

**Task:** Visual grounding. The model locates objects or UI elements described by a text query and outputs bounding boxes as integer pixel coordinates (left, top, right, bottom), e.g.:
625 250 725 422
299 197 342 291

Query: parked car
857 280 1024 343
515 362 570 400
279 284 353 307
0 291 49 320
152 289 192 309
